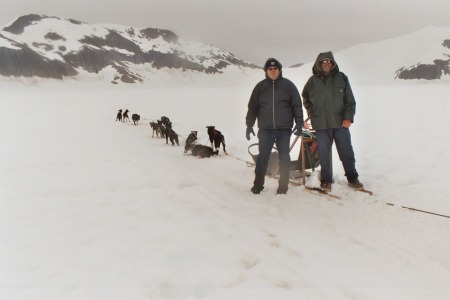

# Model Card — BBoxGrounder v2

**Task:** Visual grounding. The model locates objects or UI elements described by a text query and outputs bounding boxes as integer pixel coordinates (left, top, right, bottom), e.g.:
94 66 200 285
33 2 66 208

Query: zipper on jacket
272 81 275 128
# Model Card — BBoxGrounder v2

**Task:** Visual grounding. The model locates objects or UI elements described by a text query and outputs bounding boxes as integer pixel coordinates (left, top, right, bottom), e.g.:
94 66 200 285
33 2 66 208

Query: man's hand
293 122 303 136
342 119 352 128
246 127 255 140
303 120 310 129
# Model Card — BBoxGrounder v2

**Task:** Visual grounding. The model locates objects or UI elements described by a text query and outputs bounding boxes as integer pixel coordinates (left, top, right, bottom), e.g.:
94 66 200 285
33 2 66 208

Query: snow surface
1 68 449 300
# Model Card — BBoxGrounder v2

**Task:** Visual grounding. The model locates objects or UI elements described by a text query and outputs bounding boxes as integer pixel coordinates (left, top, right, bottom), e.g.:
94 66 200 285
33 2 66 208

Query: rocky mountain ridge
0 14 259 83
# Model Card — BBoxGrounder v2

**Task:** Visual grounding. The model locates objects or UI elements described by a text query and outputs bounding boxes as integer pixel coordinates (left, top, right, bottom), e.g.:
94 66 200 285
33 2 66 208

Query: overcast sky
2 0 450 66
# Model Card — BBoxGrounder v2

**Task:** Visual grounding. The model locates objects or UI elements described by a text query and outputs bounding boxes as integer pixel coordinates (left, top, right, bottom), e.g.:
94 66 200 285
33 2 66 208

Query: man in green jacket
302 51 363 192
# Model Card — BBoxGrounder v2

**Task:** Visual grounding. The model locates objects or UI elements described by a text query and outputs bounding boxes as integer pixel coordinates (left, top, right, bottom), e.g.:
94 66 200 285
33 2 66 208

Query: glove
246 127 255 140
293 122 303 136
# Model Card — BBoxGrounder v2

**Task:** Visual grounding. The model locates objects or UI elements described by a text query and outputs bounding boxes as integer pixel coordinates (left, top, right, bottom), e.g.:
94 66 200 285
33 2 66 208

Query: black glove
246 127 255 140
293 122 303 136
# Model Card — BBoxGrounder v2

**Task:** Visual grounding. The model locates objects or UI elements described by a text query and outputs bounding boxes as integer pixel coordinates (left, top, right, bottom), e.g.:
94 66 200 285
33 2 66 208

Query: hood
312 51 339 75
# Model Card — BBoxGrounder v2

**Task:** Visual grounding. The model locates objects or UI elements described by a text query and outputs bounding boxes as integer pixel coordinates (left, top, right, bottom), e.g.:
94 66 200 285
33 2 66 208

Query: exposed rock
3 14 49 34
113 64 143 83
80 31 141 53
0 44 77 78
45 32 66 41
443 39 450 49
289 63 304 68
396 59 450 80
140 28 178 43
63 47 113 73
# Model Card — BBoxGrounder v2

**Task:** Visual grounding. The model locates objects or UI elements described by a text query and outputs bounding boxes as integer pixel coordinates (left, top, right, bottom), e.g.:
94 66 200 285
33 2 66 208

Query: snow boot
276 185 288 194
251 185 264 194
348 180 364 190
320 181 332 193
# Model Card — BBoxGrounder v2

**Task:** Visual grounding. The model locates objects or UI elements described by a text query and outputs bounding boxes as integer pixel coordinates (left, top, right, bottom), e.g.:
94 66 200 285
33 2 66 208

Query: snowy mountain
336 26 450 83
394 27 450 80
287 26 450 85
1 15 449 85
0 14 259 83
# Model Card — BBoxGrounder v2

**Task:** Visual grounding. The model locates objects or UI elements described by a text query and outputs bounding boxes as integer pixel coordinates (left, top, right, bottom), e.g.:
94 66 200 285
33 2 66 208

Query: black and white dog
206 126 226 154
184 131 218 158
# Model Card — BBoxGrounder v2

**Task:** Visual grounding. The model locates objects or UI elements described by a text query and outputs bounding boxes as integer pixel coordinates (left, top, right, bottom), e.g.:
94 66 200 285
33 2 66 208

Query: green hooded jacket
301 51 356 130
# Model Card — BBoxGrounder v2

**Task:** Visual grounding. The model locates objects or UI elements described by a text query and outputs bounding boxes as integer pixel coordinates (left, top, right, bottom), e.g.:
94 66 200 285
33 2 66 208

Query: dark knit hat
264 58 282 71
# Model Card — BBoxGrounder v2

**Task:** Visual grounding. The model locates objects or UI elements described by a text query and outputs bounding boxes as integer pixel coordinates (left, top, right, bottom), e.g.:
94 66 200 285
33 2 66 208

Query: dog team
116 109 140 125
117 111 226 158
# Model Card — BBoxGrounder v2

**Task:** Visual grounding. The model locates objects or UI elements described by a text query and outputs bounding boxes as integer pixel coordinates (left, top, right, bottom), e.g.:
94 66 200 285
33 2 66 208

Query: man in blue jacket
246 58 304 194
302 51 363 192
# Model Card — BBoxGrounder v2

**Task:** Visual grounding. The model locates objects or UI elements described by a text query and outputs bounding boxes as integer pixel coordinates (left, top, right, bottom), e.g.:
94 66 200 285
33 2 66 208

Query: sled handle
247 143 278 157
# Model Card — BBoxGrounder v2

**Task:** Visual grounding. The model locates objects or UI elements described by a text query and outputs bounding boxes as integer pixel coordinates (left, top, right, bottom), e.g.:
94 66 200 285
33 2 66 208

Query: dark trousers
315 128 359 183
254 129 292 188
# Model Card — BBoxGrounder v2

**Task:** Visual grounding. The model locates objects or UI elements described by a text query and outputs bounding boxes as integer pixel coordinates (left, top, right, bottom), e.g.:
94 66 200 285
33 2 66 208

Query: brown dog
150 122 163 138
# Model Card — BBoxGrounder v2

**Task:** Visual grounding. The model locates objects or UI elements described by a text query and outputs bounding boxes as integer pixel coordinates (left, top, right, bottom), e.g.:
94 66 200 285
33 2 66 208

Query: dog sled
247 129 319 185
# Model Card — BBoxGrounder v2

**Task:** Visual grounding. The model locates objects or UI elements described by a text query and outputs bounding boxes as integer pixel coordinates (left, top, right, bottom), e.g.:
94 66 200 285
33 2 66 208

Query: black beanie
264 58 282 71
